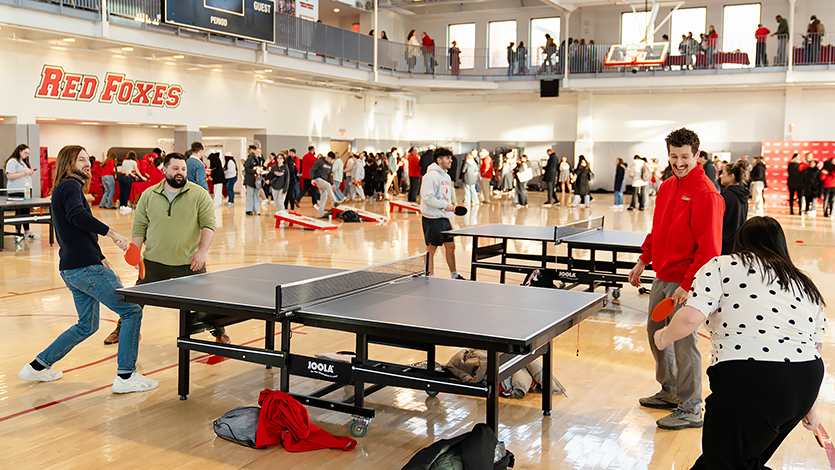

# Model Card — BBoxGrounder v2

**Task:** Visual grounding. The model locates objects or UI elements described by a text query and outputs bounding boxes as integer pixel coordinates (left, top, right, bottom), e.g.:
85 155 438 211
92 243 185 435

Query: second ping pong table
445 217 654 297
117 254 605 436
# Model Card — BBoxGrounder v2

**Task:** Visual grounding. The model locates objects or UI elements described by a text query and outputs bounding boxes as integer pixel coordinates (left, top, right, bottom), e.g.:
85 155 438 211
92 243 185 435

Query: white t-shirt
224 159 237 179
5 158 32 190
121 159 137 174
686 254 827 367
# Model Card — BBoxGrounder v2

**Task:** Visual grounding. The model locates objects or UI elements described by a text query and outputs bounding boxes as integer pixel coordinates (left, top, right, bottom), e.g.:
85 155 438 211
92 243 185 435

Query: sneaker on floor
639 392 680 409
246 211 253 215
656 408 703 430
112 373 159 394
104 329 120 345
19 363 63 382
313 204 319 210
609 205 620 210
452 273 466 280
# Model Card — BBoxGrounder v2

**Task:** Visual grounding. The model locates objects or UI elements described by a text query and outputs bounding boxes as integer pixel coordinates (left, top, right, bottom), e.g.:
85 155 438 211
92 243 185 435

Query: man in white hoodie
420 148 464 280
627 155 649 211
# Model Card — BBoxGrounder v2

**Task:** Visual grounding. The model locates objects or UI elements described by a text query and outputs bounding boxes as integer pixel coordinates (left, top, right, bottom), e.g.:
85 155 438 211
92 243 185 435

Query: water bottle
24 183 31 199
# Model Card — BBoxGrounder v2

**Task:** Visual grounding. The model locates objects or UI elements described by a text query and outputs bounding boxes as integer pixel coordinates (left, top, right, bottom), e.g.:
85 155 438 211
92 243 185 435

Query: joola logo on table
307 360 336 377
34 65 183 108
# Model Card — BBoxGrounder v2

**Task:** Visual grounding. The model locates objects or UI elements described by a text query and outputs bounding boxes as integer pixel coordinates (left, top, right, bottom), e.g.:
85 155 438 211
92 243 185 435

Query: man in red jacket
407 147 422 202
295 145 319 206
479 149 493 203
628 127 724 431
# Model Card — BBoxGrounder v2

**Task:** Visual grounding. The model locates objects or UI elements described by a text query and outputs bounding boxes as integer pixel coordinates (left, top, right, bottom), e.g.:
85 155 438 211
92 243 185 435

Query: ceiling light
173 55 185 59
62 38 76 43
121 47 134 52
80 122 97 125
334 8 340 12
263 69 273 73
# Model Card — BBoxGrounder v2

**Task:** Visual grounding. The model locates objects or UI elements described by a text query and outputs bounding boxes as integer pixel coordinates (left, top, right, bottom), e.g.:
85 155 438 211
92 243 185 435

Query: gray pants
647 278 703 414
245 185 260 214
313 178 338 218
271 188 286 213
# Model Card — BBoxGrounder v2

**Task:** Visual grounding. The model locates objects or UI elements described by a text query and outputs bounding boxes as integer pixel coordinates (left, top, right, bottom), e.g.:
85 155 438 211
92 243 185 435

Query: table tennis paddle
124 243 145 280
651 297 676 322
454 205 468 216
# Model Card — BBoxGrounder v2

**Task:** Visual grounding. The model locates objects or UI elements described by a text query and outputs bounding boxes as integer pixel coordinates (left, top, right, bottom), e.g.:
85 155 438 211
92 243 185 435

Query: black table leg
178 309 191 400
0 211 5 251
470 236 479 281
542 341 553 416
279 319 291 391
540 241 548 270
265 321 275 369
499 239 508 284
486 350 499 432
427 344 436 371
354 333 368 407
48 214 54 246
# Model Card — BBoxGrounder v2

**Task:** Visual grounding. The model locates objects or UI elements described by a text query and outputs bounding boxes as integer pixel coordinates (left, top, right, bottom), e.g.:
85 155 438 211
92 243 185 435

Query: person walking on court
103 153 227 346
266 152 290 213
244 145 262 215
461 151 479 206
542 149 559 206
628 127 725 431
296 146 319 206
19 145 158 393
611 158 627 210
568 156 593 208
627 155 649 211
558 155 572 194
749 155 767 214
821 158 835 218
310 152 341 219
653 217 826 469
207 151 226 206
186 142 209 191
478 149 493 203
420 148 464 280
513 154 531 207
787 153 804 215
223 152 238 205
719 159 750 255
407 147 422 202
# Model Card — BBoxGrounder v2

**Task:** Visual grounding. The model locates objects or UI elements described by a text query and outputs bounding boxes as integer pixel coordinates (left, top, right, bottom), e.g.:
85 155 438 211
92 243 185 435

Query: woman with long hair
719 159 751 254
407 30 421 72
512 154 530 207
569 156 594 207
207 152 226 206
5 143 39 239
19 145 157 393
611 157 627 210
118 151 137 210
654 216 826 469
266 152 290 213
223 153 238 205
99 153 118 209
558 155 572 193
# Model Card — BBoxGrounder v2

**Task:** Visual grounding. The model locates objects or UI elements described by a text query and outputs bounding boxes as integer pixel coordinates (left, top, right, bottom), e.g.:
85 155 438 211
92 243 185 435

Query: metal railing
107 0 160 24
792 32 835 66
30 0 100 11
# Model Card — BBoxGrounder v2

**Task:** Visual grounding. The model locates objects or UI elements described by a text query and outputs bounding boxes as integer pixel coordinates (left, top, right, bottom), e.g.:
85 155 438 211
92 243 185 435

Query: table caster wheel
558 281 566 289
638 287 648 295
426 390 439 397
179 395 188 401
612 288 621 299
350 419 369 438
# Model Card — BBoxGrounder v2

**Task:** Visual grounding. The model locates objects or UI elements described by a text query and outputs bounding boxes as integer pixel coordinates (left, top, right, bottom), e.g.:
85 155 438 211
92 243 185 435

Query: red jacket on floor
639 163 724 291
256 389 357 452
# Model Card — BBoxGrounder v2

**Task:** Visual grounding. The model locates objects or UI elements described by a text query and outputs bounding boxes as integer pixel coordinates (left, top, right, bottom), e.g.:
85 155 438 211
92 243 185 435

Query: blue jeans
225 176 237 203
614 191 623 205
37 264 143 374
100 175 115 208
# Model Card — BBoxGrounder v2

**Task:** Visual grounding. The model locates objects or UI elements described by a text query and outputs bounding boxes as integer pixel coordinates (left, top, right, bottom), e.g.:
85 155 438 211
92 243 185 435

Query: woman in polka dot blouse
654 216 826 469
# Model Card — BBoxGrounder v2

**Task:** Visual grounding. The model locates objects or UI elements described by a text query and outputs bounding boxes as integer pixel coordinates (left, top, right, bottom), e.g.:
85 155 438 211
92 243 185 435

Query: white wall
38 124 174 160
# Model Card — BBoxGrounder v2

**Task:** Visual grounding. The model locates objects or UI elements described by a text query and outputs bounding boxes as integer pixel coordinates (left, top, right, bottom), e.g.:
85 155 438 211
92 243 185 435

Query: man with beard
19 145 158 393
101 153 227 345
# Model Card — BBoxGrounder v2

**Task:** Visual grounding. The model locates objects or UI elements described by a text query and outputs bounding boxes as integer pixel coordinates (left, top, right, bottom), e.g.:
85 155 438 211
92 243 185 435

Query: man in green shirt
772 14 790 65
103 153 228 344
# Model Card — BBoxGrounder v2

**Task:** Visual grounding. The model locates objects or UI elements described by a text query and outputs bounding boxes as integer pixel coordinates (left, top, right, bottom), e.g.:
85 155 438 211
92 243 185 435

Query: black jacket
750 162 766 186
243 153 259 187
803 166 822 197
401 423 512 470
703 162 720 190
543 153 558 180
419 150 434 176
787 161 803 188
207 153 226 185
573 166 594 196
52 178 109 271
309 156 333 181
265 163 290 192
614 164 627 191
721 184 749 255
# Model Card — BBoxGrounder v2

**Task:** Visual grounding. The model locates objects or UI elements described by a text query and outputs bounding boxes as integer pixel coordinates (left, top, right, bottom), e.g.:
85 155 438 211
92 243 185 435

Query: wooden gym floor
1 189 832 469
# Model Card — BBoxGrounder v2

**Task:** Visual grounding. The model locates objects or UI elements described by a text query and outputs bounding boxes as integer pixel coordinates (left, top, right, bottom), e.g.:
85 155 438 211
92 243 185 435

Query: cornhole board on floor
274 211 338 231
331 206 388 223
388 201 421 213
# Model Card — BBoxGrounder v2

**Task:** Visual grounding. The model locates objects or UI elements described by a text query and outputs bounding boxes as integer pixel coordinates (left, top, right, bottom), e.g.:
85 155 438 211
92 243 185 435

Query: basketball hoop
604 42 669 67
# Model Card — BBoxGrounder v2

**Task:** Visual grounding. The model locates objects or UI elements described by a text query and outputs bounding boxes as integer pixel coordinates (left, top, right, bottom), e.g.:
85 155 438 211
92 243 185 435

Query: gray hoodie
420 162 453 219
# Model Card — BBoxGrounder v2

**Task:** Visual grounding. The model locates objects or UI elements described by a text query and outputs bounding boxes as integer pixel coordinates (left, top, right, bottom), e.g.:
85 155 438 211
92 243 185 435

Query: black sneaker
627 207 634 211
246 211 253 215
452 274 466 280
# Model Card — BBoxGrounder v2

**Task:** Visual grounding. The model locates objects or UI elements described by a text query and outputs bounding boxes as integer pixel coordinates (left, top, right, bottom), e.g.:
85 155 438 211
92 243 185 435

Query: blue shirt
186 157 209 191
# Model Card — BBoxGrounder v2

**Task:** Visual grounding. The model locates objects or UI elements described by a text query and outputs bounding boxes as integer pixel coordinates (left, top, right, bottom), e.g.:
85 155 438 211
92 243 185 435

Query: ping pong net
275 253 428 316
554 216 604 242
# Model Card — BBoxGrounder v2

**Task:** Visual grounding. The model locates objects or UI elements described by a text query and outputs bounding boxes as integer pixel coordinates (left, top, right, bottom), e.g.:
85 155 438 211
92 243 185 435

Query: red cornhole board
331 205 387 223
388 200 421 213
274 211 337 231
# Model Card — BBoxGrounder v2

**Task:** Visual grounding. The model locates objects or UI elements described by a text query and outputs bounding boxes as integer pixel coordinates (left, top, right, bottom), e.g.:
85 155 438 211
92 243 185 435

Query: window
621 11 653 44
448 23 475 70
670 7 706 47
722 4 761 63
488 20 516 68
530 18 561 69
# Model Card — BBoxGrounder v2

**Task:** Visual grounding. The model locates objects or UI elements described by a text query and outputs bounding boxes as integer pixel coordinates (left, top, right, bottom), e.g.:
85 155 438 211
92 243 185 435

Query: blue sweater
52 178 110 271
186 157 209 191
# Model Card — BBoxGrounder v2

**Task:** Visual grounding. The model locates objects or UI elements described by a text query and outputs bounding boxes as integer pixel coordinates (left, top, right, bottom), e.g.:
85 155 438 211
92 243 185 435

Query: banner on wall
34 65 184 108
295 0 318 22
761 140 835 208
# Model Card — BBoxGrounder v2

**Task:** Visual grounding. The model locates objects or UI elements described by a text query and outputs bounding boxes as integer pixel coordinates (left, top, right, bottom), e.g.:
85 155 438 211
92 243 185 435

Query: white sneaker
24 232 41 240
313 204 319 210
609 205 620 210
19 363 63 382
112 373 159 394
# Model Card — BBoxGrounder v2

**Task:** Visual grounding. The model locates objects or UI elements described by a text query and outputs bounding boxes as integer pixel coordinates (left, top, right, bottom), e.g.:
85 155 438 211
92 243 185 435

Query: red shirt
301 152 316 180
138 158 152 179
408 153 421 177
639 163 724 291
480 155 493 178
101 159 116 177
149 164 164 184
707 32 718 48
822 170 835 189
422 34 434 53
755 27 770 42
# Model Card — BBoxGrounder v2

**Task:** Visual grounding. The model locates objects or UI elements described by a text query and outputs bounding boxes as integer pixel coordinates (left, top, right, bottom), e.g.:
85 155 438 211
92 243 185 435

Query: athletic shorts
422 217 453 246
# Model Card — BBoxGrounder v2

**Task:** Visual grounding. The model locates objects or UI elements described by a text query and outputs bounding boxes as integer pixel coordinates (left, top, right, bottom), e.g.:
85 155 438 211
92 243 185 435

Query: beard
71 168 91 181
166 174 186 188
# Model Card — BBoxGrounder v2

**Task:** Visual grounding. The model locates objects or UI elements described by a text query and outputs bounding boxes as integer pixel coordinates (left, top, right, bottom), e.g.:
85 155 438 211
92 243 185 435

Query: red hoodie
639 163 724 291
256 389 356 452
301 152 317 181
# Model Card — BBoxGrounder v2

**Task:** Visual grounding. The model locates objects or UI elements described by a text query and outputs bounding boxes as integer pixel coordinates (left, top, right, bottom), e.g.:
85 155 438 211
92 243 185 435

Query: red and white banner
761 140 835 208
34 65 183 108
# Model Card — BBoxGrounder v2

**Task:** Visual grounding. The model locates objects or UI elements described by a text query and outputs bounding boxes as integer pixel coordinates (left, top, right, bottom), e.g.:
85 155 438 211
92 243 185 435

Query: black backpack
340 210 361 222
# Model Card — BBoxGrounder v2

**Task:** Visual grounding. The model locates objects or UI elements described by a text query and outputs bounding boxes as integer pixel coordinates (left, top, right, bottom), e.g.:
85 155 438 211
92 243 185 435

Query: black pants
284 182 297 211
755 42 768 66
14 208 30 232
804 191 817 212
408 176 421 202
691 359 823 470
629 185 646 209
515 181 527 206
295 178 319 204
788 186 802 214
115 260 225 336
118 173 132 207
823 187 835 217
545 181 556 204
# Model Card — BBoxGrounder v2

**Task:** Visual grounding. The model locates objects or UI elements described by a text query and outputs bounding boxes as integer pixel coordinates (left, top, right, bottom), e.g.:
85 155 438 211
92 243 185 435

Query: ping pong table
116 254 604 436
0 196 54 251
445 217 653 297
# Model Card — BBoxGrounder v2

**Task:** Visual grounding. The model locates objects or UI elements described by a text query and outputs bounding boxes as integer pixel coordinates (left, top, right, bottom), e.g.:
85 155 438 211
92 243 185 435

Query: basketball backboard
604 43 669 67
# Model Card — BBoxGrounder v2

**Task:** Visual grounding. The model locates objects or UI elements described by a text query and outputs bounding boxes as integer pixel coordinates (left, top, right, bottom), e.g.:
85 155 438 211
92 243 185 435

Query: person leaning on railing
772 15 790 66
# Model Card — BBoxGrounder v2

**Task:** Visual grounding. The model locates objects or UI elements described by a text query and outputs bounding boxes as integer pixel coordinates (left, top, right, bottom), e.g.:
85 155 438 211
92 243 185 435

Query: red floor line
817 425 835 469
1 287 66 299
63 354 118 373
1 325 306 422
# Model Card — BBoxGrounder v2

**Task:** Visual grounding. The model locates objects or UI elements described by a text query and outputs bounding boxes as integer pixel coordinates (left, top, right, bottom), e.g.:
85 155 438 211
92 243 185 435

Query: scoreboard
164 0 276 43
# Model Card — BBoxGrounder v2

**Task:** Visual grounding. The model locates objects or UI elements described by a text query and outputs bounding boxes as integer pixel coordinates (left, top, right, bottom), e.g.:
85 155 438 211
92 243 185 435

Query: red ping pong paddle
124 243 145 280
651 298 676 322
454 205 468 216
